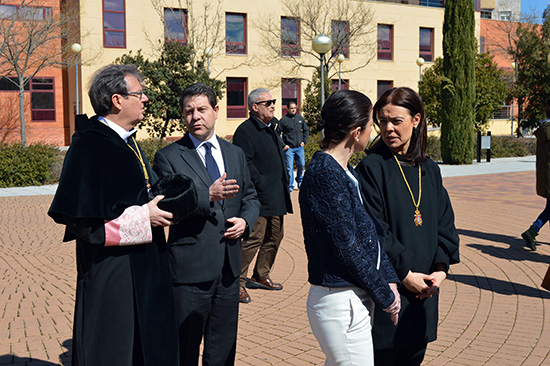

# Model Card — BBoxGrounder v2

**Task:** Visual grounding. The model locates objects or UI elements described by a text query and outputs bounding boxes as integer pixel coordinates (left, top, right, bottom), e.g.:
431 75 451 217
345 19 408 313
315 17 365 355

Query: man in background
233 88 293 303
277 101 309 192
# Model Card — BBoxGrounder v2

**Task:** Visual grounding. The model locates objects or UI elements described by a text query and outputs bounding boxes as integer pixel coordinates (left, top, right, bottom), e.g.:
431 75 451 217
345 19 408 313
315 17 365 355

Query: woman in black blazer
299 90 400 365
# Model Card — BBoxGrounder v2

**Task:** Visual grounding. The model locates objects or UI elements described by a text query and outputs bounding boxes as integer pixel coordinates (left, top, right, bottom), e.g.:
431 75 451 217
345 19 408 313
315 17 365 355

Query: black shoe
521 227 538 251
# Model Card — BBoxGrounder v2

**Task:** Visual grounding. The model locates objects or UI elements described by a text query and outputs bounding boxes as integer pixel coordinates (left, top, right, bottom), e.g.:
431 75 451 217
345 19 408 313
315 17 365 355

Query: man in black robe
48 64 179 366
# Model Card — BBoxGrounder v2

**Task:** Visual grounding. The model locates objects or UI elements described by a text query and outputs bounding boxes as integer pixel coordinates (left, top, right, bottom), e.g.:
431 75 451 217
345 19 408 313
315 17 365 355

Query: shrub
489 136 535 158
426 135 535 162
304 132 366 167
138 138 171 167
0 143 61 187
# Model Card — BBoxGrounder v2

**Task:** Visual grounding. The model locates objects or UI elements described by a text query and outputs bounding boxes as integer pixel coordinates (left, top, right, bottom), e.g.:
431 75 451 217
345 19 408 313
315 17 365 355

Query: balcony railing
367 0 445 9
492 105 511 120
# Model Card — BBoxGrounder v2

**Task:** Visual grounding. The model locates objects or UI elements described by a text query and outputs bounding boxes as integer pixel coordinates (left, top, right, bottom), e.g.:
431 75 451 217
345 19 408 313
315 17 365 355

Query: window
281 79 300 115
377 24 393 61
226 13 246 55
377 80 393 100
164 8 187 44
31 78 55 121
226 78 247 118
331 79 349 92
419 27 434 62
0 77 29 91
500 11 512 21
281 17 300 57
331 20 349 59
480 36 485 53
0 4 52 20
480 10 492 19
103 0 126 48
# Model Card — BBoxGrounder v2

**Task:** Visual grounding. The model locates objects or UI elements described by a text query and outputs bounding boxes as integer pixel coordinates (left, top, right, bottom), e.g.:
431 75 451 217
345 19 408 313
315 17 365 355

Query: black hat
150 174 198 222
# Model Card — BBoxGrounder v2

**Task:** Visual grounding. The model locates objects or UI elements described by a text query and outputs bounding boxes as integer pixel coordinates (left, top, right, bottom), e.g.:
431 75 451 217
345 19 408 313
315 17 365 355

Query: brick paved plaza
1 170 549 365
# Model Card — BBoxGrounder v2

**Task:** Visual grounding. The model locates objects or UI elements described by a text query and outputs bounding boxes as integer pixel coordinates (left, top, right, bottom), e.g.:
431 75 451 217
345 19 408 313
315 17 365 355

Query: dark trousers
374 345 427 366
173 255 239 366
240 215 284 287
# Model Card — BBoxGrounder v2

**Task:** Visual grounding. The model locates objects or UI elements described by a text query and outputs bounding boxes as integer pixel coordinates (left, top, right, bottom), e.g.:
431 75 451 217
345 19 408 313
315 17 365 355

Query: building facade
2 0 486 145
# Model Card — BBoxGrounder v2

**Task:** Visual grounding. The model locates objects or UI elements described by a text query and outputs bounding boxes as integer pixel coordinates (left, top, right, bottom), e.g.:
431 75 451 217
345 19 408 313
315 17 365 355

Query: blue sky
521 0 549 22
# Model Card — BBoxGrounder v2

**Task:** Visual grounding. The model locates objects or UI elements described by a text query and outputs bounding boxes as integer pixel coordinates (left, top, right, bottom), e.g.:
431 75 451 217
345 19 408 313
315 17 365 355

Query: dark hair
287 101 297 108
369 87 428 164
88 64 142 116
319 90 373 149
180 83 218 110
546 98 550 118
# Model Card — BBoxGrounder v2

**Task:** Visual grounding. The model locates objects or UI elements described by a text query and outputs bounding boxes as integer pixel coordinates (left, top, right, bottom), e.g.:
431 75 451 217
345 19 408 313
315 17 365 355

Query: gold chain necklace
393 154 422 226
127 136 151 189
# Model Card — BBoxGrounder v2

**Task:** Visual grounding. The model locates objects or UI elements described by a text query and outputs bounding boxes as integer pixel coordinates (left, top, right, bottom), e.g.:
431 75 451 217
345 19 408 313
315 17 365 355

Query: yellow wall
76 0 460 139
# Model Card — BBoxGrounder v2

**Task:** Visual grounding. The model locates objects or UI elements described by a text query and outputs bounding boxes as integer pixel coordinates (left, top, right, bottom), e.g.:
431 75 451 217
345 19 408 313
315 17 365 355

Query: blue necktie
203 142 221 183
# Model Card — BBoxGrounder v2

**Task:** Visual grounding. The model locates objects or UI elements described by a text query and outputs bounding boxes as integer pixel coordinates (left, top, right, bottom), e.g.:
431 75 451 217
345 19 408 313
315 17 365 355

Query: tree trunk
19 86 26 147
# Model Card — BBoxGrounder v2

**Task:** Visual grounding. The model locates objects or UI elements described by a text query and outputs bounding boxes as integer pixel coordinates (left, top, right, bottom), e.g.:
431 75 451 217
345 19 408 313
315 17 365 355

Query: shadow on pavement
448 273 550 299
0 354 61 365
458 229 550 265
0 339 71 365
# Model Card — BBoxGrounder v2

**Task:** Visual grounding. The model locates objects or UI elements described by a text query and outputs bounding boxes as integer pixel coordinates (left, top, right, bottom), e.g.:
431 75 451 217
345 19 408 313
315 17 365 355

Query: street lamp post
416 57 425 83
336 53 345 90
312 34 332 107
70 43 82 115
511 61 516 136
205 47 213 75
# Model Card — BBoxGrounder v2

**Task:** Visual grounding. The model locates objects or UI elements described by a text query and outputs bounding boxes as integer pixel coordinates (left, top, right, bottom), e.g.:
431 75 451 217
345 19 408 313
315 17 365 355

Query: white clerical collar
97 116 136 142
189 133 220 151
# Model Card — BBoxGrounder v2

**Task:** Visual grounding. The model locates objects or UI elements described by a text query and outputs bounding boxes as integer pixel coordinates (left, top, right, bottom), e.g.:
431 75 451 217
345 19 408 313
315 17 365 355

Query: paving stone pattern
0 171 549 365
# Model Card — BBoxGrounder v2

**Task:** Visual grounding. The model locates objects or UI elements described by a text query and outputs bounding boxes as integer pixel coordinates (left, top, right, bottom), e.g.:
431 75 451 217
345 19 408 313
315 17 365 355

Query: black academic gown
356 147 460 351
48 116 178 366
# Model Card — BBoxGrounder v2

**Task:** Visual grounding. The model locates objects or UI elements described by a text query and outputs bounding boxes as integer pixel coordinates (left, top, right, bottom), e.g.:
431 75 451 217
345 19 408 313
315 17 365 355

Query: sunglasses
255 99 276 107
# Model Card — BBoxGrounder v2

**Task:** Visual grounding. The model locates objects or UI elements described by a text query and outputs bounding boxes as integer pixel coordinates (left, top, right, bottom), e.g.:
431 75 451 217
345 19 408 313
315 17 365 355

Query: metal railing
366 0 444 8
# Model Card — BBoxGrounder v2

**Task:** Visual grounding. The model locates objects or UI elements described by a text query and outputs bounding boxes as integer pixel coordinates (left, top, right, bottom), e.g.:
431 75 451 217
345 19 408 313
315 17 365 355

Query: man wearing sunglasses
233 88 294 303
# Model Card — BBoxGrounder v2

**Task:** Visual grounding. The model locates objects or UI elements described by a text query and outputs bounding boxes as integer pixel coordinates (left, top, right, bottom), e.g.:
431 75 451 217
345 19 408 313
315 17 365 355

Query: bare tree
254 0 377 81
0 0 80 146
149 0 255 78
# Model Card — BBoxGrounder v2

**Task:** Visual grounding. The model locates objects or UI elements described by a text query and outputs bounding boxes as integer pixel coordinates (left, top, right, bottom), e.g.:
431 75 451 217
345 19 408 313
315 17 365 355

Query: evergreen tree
441 0 476 164
302 67 331 134
116 41 225 139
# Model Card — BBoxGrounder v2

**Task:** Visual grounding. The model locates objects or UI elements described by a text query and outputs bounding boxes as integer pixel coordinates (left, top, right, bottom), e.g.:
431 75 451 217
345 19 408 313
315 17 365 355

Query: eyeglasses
125 90 145 99
255 99 276 107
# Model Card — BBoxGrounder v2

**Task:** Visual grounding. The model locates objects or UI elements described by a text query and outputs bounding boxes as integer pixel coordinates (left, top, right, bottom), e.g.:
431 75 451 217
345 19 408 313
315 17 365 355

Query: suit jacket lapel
177 134 212 188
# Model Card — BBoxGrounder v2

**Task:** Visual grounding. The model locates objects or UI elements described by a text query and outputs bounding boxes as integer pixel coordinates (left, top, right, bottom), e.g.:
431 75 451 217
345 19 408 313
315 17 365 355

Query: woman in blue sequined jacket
299 90 400 366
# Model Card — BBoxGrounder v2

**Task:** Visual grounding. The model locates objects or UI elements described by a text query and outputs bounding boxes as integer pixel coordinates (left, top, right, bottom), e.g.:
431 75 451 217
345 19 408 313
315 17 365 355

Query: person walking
522 98 550 251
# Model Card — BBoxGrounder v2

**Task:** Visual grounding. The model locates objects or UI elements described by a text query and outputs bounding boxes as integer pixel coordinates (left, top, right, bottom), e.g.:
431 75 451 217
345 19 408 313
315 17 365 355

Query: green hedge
304 132 366 167
0 135 538 188
0 143 63 188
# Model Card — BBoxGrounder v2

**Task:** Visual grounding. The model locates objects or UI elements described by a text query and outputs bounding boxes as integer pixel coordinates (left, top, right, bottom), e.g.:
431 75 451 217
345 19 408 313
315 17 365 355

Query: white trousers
307 284 375 366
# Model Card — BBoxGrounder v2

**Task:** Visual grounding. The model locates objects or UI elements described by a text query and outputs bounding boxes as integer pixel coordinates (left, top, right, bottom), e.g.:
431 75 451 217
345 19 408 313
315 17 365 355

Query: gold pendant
414 209 423 226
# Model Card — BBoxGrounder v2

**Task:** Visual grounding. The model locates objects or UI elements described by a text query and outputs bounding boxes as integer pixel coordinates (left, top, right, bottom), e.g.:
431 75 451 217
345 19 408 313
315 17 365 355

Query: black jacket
154 134 260 283
276 113 309 148
233 116 293 216
299 152 398 309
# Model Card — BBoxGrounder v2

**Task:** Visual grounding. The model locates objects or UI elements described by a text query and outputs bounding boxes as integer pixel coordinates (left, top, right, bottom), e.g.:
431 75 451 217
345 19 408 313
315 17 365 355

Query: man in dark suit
154 83 259 366
233 88 293 303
